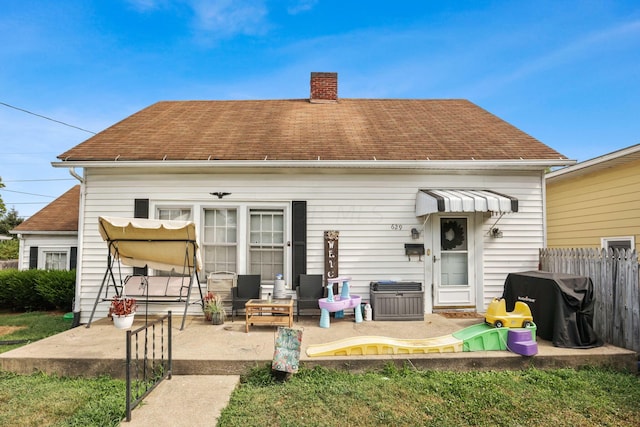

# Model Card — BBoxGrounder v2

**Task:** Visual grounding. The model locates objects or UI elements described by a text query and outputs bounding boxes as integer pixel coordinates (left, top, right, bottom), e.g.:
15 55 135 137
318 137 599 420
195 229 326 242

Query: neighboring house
10 185 80 270
52 72 571 323
546 143 640 253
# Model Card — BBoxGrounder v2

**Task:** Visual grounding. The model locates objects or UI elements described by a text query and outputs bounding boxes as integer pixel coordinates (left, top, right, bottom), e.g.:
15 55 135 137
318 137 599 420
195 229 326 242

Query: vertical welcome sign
324 231 339 284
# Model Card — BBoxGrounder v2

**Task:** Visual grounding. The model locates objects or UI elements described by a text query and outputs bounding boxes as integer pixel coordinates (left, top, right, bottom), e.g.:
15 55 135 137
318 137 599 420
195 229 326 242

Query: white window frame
202 207 239 275
38 247 70 270
248 207 286 284
150 201 291 281
601 236 635 252
156 206 193 221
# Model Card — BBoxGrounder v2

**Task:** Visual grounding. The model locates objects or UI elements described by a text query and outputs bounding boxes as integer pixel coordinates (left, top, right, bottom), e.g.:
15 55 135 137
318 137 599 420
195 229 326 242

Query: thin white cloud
510 20 640 81
287 0 318 15
125 0 169 12
445 19 640 101
188 0 269 38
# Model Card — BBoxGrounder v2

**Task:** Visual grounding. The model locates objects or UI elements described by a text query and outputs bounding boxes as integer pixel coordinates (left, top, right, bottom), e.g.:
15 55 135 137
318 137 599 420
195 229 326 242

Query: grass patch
218 364 640 427
1 311 639 426
0 311 71 354
0 371 125 427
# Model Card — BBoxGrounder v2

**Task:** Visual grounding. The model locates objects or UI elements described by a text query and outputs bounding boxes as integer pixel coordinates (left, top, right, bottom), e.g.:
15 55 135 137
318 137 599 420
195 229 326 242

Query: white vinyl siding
75 167 544 321
17 235 78 271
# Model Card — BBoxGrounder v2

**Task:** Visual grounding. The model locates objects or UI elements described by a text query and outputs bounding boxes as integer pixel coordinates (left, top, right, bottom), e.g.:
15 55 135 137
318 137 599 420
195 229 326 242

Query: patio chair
231 274 261 320
296 274 324 321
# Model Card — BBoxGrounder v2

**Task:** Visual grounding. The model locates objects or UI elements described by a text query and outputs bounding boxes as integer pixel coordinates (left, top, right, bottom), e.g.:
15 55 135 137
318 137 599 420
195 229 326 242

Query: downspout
68 167 84 183
69 168 85 326
540 169 548 272
541 170 547 249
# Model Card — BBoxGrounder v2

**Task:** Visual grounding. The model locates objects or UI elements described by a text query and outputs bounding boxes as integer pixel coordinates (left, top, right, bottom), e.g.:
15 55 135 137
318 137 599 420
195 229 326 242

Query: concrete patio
1 313 636 378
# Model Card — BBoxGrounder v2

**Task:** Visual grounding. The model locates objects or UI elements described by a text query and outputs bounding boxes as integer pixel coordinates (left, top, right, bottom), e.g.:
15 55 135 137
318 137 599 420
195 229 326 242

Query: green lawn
218 364 640 427
0 311 71 354
0 371 125 427
1 312 639 426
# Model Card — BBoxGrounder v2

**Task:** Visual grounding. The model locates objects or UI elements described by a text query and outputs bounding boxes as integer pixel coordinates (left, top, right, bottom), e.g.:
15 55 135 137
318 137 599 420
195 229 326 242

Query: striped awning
415 189 518 216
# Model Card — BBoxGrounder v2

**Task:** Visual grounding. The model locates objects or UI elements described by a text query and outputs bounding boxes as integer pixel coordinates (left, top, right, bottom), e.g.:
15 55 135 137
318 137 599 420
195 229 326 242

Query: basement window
601 236 634 252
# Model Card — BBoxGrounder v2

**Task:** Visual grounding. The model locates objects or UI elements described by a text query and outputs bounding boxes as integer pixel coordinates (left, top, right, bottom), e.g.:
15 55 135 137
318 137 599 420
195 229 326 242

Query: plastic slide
305 322 538 357
306 335 463 357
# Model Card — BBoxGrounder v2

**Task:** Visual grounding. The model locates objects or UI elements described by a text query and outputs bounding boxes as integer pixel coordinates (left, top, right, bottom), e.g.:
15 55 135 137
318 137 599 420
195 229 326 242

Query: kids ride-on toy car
485 298 533 328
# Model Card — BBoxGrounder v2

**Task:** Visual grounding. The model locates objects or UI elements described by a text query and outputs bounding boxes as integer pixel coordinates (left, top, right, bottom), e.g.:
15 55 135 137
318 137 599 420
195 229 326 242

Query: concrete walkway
121 375 239 426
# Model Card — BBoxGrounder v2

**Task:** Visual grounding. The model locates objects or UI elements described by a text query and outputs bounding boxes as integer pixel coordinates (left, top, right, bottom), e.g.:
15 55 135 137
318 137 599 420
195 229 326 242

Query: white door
433 216 475 307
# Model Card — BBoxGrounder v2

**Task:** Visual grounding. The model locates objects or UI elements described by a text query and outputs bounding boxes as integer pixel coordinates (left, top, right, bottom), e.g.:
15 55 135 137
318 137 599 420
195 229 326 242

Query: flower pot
211 312 224 325
113 313 135 329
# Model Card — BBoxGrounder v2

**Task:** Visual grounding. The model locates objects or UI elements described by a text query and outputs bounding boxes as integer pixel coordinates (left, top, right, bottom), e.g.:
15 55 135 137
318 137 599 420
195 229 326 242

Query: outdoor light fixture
411 228 420 239
210 192 231 199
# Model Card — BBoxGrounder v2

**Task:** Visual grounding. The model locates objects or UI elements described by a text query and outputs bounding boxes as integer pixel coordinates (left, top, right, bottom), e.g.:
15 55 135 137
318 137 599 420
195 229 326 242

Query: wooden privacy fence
539 248 639 352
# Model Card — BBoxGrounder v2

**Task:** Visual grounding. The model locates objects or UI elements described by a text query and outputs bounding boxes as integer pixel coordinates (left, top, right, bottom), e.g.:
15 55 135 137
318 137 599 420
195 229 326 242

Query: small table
245 298 294 333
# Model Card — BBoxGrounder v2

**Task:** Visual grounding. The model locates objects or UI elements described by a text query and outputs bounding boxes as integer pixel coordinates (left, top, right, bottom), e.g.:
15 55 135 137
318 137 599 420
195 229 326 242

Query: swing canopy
98 216 202 272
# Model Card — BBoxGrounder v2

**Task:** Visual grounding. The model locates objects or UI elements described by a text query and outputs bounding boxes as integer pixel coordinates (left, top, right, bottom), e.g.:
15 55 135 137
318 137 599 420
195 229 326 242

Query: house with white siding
11 186 79 271
53 72 572 323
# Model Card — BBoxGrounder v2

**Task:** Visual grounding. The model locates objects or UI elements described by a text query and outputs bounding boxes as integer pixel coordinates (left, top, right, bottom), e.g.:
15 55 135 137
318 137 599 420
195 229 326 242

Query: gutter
52 159 575 171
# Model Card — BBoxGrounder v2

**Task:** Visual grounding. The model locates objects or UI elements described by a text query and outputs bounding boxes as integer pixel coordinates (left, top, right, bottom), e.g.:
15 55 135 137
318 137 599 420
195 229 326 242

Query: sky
1 0 639 219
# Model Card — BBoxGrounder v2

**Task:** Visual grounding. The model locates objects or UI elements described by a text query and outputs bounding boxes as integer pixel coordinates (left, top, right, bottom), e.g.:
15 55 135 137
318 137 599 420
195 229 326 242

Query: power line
4 202 49 205
0 101 97 135
3 178 76 183
0 188 55 198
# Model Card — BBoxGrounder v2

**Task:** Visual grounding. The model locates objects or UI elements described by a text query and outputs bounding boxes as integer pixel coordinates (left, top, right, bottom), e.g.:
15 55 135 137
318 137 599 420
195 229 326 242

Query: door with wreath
432 216 475 307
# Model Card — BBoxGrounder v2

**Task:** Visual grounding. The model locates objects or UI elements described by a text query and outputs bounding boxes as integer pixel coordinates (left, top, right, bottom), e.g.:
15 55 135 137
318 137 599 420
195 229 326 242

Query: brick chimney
310 72 338 103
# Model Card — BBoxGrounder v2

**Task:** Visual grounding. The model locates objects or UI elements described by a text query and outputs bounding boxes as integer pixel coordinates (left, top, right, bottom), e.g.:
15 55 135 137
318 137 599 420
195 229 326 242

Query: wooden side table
245 298 294 333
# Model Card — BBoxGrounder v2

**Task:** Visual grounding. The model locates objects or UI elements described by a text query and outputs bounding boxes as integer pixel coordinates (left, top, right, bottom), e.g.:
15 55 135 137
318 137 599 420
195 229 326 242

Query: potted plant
109 295 137 329
203 291 226 325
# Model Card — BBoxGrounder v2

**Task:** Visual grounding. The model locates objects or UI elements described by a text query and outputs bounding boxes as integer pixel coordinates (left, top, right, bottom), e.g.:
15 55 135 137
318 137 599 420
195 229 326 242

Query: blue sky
1 0 639 218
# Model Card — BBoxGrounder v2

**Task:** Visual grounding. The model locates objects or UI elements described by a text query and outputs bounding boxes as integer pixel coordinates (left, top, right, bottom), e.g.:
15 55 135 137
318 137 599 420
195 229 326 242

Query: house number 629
391 224 403 230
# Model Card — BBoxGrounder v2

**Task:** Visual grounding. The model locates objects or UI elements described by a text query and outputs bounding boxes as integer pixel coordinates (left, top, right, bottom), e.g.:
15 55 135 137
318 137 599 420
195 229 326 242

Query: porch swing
86 216 204 330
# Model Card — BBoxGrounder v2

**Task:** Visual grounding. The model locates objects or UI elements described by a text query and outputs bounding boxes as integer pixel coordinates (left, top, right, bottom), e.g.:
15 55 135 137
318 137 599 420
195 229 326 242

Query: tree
0 207 23 236
0 177 5 216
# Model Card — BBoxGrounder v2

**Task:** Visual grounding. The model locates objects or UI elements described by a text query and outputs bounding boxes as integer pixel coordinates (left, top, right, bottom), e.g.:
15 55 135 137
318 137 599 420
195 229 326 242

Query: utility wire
0 101 97 135
0 188 55 198
3 178 75 183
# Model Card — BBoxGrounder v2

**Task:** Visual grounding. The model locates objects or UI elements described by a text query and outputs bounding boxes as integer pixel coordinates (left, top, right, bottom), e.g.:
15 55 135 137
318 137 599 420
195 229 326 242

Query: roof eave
10 230 78 235
546 143 640 182
52 159 574 171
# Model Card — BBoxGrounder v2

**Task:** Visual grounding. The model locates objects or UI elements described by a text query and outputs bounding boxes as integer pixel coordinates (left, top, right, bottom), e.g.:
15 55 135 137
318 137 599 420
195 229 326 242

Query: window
157 208 192 221
43 251 68 270
601 236 634 252
203 208 238 274
154 207 193 275
249 209 284 282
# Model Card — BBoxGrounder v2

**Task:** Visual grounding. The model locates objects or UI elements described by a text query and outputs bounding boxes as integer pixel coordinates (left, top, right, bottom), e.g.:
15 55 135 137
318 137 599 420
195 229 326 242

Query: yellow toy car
485 298 533 328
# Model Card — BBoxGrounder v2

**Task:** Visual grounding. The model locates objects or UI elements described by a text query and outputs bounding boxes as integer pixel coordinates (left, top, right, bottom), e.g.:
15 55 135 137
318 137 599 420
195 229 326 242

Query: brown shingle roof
58 99 566 162
13 186 79 232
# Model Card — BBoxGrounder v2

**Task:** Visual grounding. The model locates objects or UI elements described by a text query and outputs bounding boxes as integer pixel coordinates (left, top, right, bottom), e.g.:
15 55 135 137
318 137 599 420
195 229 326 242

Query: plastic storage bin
369 281 424 321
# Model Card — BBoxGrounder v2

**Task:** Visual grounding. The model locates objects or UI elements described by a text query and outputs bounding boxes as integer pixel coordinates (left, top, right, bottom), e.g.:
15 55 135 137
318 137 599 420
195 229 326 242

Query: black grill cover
503 271 603 348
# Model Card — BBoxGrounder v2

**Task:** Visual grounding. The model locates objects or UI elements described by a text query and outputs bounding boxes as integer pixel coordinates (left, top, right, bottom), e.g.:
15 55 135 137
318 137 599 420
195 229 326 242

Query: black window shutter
133 199 149 276
29 246 38 270
291 201 307 289
134 199 149 219
70 246 77 270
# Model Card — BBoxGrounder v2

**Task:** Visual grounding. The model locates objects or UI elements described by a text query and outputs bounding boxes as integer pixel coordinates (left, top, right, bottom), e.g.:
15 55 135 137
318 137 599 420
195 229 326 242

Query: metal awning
415 189 518 216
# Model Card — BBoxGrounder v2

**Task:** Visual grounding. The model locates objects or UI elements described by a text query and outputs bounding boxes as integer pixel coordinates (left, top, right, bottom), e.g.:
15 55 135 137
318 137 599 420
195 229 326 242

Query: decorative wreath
441 220 465 250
